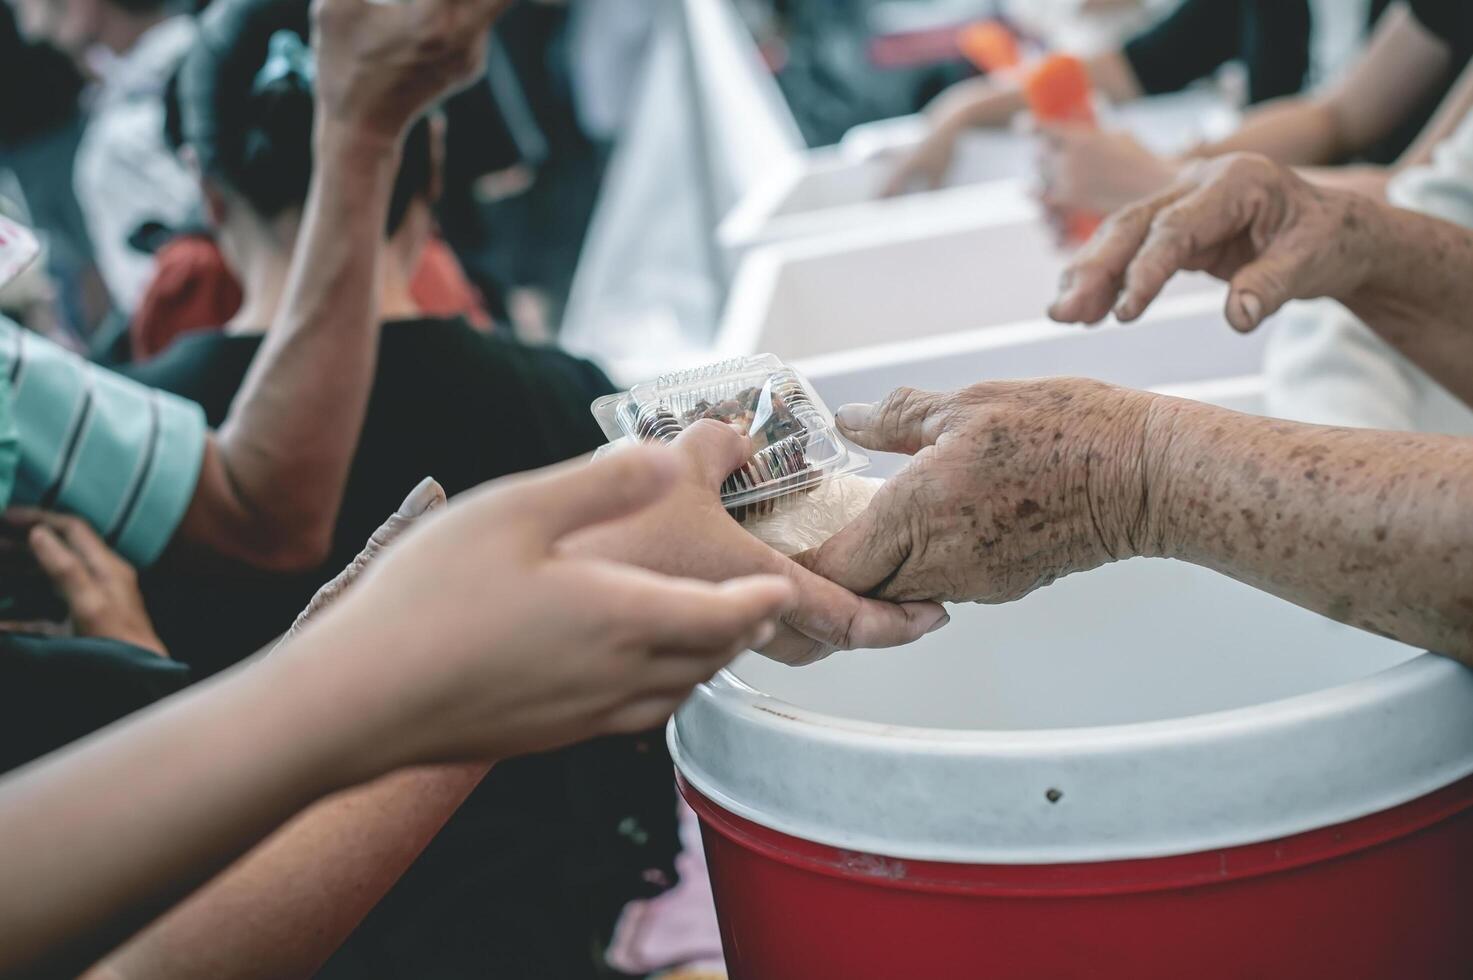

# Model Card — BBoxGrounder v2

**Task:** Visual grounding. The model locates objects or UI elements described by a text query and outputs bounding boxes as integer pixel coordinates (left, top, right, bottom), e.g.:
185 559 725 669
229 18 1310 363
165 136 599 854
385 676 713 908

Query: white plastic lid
671 654 1473 865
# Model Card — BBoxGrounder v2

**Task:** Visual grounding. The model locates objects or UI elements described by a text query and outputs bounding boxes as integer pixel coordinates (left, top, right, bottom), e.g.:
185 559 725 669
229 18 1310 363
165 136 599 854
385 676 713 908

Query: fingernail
1237 292 1263 329
925 612 951 634
397 477 446 518
752 621 777 649
835 403 874 432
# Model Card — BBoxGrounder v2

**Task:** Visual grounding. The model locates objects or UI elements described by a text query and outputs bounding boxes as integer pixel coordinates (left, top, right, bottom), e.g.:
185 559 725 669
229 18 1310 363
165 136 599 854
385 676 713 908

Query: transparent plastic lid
592 354 869 522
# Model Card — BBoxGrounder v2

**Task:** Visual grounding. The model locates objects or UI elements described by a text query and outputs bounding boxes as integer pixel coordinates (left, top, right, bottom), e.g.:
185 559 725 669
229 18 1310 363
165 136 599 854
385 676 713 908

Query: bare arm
86 481 488 980
884 50 1139 194
930 49 1141 131
1142 397 1473 659
90 764 488 980
1191 5 1453 166
174 126 398 571
169 0 511 572
802 381 1473 669
0 446 793 978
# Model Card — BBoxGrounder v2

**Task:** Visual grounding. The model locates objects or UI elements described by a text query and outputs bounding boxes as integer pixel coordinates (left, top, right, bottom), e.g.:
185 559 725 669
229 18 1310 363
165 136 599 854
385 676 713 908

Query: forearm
1141 396 1473 662
1392 57 1473 171
927 76 1024 131
1190 97 1344 166
1201 5 1452 168
1298 164 1390 199
1338 201 1473 404
94 763 488 980
0 639 378 977
177 122 401 570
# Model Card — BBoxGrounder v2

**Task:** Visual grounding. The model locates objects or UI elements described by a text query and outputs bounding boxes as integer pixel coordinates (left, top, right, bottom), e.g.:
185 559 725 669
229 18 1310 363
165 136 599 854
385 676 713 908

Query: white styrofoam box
717 199 1224 363
718 89 1237 265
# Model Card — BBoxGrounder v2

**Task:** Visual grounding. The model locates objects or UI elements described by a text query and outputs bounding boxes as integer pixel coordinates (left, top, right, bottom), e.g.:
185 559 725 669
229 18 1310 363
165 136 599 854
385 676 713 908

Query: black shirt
124 318 681 979
0 634 190 774
1123 0 1313 105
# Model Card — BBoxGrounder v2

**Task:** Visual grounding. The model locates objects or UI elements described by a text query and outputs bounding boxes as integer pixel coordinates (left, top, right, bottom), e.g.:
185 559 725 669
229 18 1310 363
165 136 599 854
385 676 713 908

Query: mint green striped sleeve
0 317 206 567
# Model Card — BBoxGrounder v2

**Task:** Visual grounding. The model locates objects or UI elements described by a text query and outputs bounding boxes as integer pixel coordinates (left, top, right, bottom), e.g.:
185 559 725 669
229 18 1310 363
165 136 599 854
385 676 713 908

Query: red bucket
679 773 1473 979
669 563 1473 979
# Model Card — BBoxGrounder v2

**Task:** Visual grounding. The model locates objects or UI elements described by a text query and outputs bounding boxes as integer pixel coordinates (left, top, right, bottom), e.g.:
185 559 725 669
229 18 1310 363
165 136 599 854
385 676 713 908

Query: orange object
1025 53 1102 243
1024 52 1095 124
958 21 1021 74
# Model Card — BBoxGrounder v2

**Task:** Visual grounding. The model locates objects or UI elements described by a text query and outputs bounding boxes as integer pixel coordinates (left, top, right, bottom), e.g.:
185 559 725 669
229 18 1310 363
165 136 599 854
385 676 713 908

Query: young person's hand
280 477 446 645
563 421 949 666
883 119 965 196
1035 123 1177 238
312 0 513 145
280 446 798 772
7 510 167 656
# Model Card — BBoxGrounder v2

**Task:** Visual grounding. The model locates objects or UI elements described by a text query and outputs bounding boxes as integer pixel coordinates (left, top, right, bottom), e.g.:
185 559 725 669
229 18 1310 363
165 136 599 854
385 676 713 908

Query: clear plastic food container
592 354 869 522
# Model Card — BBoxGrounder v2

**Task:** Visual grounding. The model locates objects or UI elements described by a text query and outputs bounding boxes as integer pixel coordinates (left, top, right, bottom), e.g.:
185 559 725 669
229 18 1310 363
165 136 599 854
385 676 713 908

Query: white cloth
74 16 200 315
1264 110 1473 435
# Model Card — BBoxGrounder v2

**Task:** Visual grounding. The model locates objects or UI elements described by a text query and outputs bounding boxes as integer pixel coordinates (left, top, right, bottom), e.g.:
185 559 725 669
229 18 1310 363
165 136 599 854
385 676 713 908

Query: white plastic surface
717 202 1226 363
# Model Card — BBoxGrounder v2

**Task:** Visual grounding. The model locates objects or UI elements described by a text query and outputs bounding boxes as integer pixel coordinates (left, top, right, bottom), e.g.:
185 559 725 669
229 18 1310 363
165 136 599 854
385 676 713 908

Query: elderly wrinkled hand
563 419 948 665
797 380 1157 605
1047 153 1380 331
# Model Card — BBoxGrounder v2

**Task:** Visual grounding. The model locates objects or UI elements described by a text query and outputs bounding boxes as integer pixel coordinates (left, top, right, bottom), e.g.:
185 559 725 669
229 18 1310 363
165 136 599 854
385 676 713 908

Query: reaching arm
1190 5 1453 166
173 128 399 571
883 49 1140 195
1388 56 1473 172
84 481 485 980
0 446 793 979
1141 396 1473 658
801 381 1473 665
168 0 512 572
88 764 488 980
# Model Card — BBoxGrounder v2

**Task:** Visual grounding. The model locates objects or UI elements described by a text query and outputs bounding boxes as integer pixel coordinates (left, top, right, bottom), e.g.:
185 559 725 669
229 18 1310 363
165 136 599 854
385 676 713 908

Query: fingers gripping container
593 354 868 523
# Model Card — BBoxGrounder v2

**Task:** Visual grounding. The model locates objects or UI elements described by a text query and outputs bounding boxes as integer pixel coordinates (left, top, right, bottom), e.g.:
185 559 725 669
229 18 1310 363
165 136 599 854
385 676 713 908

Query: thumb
671 418 755 489
28 525 90 603
1224 260 1295 333
795 476 914 599
835 387 946 456
518 444 681 546
282 477 448 643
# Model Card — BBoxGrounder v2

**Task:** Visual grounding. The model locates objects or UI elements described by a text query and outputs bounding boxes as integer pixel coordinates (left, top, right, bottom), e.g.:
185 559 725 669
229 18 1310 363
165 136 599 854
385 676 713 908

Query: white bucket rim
671 652 1473 865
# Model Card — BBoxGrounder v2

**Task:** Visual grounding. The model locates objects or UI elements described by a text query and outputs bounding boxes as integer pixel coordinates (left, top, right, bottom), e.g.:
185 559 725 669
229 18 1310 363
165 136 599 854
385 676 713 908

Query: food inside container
592 354 869 522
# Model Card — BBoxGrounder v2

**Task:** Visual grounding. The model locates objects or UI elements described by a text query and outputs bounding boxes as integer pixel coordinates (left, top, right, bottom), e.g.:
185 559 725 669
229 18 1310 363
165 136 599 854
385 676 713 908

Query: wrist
1337 191 1406 309
313 114 406 164
1080 386 1167 563
256 612 416 790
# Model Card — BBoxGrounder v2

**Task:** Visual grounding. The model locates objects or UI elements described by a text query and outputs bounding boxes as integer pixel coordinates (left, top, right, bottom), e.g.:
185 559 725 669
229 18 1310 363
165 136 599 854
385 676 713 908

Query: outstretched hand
797 380 1157 605
563 420 949 666
291 445 798 769
1048 153 1380 331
